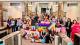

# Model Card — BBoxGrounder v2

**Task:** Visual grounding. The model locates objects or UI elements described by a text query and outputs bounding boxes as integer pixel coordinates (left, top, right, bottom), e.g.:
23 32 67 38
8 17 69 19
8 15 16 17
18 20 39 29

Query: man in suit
65 18 72 37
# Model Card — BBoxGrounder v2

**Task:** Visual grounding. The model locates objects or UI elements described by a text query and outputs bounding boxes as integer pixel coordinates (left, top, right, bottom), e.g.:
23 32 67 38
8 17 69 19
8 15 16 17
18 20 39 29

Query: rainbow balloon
48 23 56 30
38 21 50 27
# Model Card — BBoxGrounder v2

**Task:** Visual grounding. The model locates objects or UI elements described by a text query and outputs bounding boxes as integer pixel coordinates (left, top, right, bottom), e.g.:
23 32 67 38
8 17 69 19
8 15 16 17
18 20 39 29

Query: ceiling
0 0 80 2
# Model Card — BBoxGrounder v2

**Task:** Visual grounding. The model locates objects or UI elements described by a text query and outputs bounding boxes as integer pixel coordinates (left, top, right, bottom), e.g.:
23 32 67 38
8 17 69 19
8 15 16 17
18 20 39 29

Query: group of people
7 18 22 33
6 13 80 43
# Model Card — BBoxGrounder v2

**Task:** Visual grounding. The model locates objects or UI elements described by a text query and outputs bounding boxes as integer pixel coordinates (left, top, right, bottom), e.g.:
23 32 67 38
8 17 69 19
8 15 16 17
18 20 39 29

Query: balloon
34 35 39 40
41 38 45 43
32 26 36 31
48 23 56 30
42 27 46 29
45 22 50 24
52 25 56 30
41 21 45 24
38 27 43 32
32 38 35 42
68 42 73 45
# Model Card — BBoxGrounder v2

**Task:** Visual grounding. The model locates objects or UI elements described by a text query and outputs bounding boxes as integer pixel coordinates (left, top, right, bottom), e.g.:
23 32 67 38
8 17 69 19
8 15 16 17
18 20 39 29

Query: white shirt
17 20 22 26
11 20 15 26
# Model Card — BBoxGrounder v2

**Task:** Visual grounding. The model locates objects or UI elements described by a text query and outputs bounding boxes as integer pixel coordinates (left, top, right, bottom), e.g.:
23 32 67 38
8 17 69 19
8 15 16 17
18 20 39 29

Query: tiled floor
22 38 54 45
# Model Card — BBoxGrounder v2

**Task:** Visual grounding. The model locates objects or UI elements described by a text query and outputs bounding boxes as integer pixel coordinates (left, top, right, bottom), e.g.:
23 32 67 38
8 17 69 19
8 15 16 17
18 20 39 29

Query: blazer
65 21 72 30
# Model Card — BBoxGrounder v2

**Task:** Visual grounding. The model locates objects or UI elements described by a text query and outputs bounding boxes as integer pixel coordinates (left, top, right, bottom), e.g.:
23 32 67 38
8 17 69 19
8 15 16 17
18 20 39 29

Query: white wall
65 2 79 21
66 6 78 20
3 2 24 20
2 1 80 21
0 0 79 1
34 2 52 14
77 3 80 19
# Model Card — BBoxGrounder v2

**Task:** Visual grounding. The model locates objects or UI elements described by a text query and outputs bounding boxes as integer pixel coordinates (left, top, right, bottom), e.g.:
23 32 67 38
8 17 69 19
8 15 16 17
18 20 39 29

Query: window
10 3 20 6
67 3 78 6
28 2 33 5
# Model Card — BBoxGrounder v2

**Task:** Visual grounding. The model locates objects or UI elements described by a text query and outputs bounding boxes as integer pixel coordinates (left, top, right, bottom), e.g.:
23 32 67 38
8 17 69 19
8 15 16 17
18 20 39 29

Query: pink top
61 27 66 34
25 30 30 34
71 23 80 42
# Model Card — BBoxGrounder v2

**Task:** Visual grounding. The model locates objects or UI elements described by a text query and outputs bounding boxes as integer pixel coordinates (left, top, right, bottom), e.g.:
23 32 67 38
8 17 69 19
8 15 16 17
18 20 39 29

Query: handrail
58 32 73 45
58 32 72 42
1 31 20 40
0 22 7 31
0 31 21 45
0 26 7 31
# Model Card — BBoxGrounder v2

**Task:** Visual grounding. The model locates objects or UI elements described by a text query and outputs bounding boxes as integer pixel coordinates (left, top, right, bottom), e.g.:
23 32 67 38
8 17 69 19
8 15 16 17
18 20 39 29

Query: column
0 3 3 27
35 4 37 15
25 2 28 16
58 2 64 18
50 2 53 15
32 2 36 13
18 34 22 45
23 2 28 19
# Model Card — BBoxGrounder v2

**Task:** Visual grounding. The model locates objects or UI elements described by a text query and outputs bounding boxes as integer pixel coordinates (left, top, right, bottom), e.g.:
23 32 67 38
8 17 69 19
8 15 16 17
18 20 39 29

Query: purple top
7 20 11 26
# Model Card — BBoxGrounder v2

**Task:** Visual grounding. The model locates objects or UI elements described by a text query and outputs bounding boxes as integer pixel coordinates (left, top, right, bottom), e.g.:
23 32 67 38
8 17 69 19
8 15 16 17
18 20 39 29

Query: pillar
0 3 3 27
23 2 28 19
58 2 64 18
25 2 28 16
32 2 36 13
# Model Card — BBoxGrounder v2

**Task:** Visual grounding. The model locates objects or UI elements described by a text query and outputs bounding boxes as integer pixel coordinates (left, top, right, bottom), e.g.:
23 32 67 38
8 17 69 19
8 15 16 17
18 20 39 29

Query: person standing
7 18 12 33
45 33 52 43
72 20 77 24
34 14 39 23
57 17 63 24
11 18 15 32
11 19 18 32
31 16 35 26
15 19 18 31
65 18 72 37
71 20 80 42
17 18 23 30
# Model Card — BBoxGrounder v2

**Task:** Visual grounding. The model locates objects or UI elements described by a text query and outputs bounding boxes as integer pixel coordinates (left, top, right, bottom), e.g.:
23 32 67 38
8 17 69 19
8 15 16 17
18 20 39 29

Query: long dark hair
72 20 77 24
67 18 71 22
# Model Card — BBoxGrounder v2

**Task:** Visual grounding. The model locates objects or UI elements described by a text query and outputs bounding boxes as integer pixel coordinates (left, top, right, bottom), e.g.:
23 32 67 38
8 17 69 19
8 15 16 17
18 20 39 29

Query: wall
66 3 78 21
66 6 78 20
77 3 80 20
0 0 79 1
3 2 24 20
2 1 80 21
32 2 53 14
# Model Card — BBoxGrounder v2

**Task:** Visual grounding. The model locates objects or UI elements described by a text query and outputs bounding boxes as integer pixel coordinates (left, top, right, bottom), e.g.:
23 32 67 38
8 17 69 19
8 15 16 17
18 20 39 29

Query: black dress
45 34 52 43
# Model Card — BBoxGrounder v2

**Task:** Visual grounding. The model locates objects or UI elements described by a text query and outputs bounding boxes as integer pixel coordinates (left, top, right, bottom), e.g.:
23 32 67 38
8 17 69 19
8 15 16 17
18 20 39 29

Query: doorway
41 8 46 13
